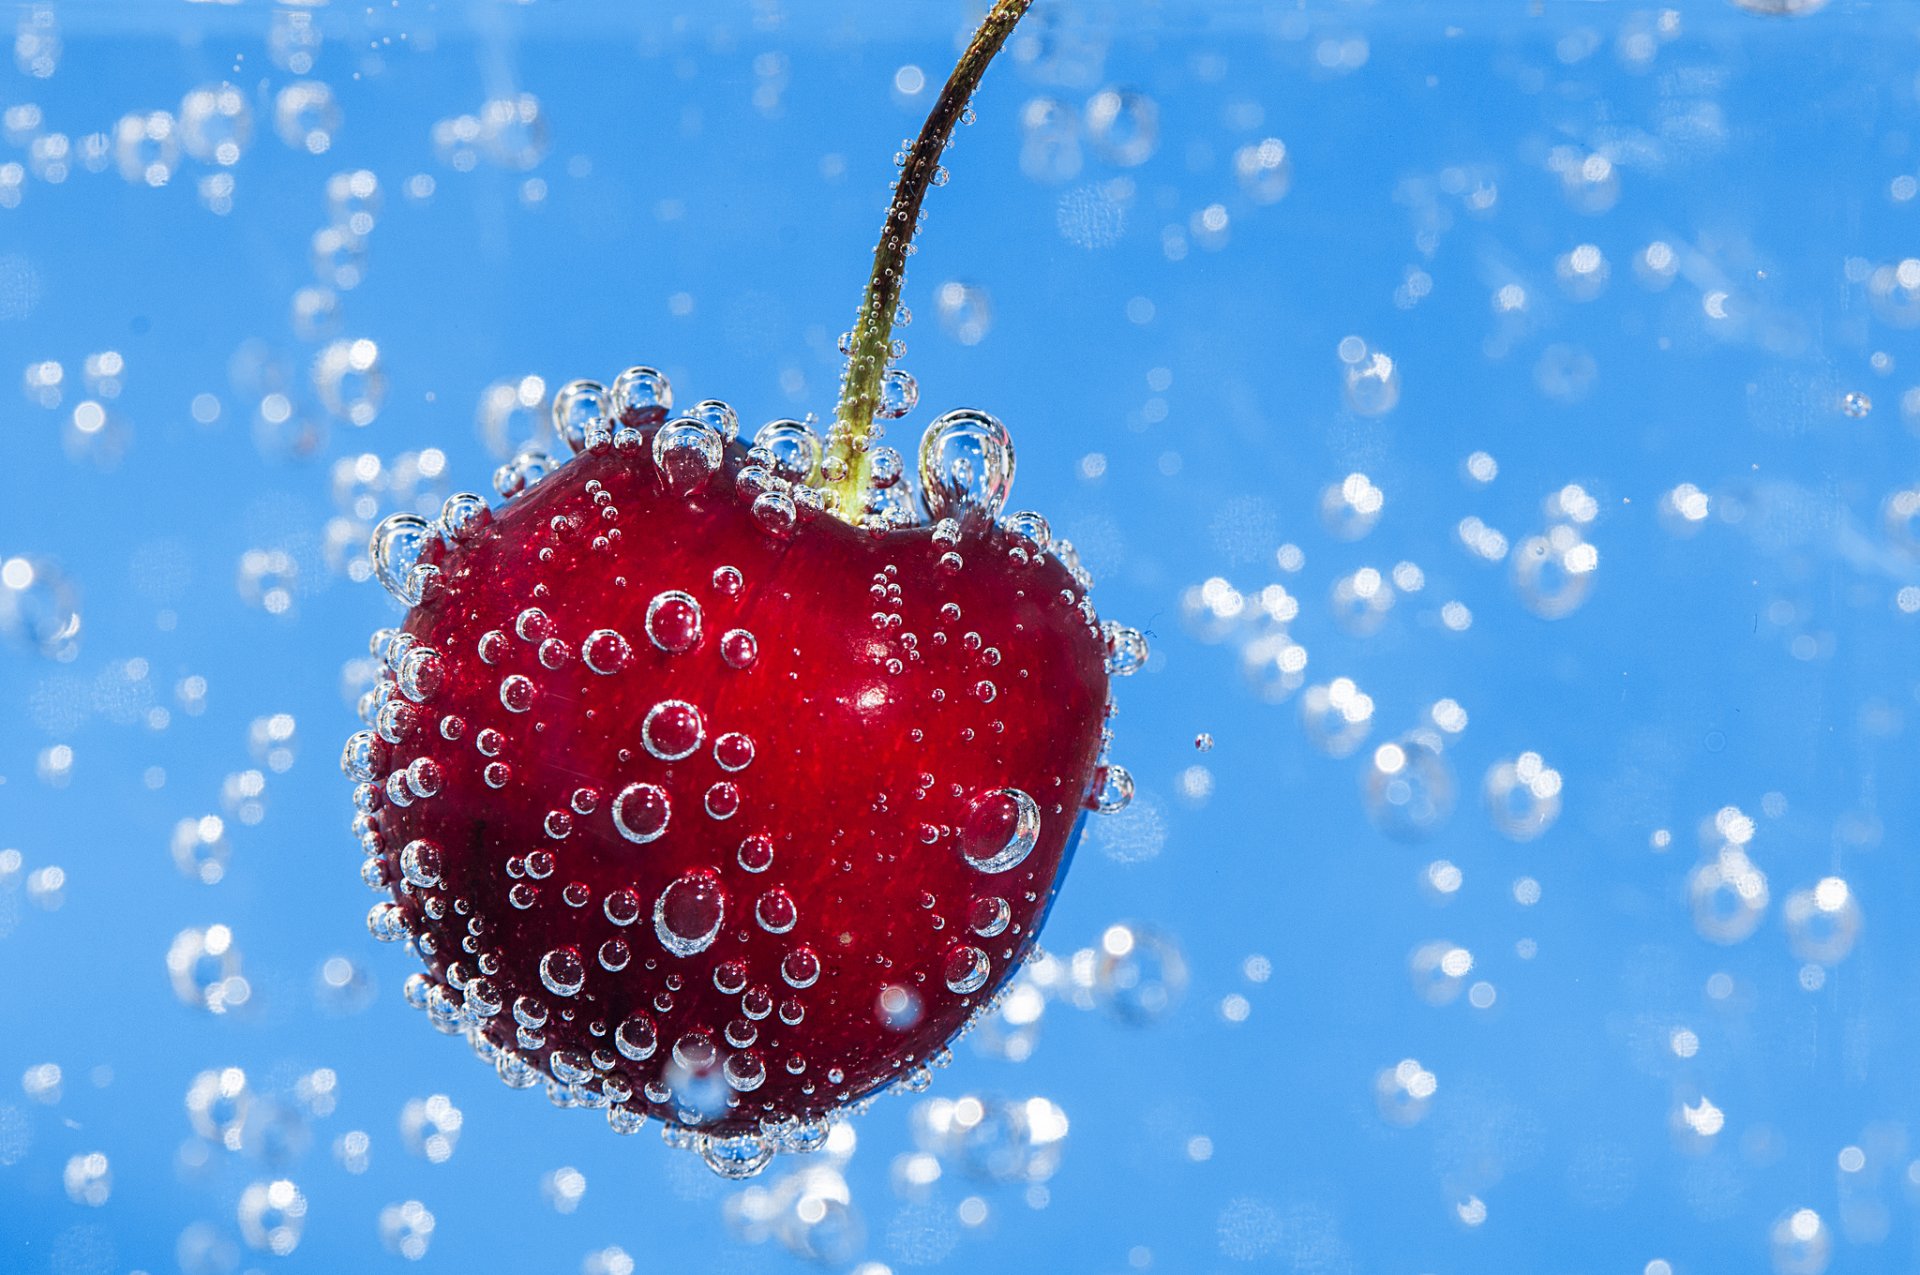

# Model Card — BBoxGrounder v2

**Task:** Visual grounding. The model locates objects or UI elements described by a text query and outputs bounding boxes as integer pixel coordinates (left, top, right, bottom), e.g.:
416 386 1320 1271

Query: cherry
341 0 1141 1179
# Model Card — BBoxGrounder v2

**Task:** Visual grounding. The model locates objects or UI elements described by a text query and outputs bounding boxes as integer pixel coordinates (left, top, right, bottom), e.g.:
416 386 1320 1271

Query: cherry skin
350 422 1112 1161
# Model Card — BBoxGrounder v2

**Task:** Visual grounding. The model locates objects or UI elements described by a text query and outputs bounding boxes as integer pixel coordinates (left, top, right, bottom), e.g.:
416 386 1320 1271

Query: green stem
825 0 1036 520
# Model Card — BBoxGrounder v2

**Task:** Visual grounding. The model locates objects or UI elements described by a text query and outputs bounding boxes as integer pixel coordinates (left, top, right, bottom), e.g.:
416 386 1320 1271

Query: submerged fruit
345 376 1141 1175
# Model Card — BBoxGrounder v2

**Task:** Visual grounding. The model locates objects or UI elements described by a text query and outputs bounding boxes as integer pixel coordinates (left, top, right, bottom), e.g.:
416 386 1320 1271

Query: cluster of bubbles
15 347 133 469
227 173 383 461
432 93 550 173
325 449 451 583
161 1065 353 1259
1675 804 1864 985
1010 73 1289 263
167 924 249 1014
713 921 1170 1259
1017 87 1158 186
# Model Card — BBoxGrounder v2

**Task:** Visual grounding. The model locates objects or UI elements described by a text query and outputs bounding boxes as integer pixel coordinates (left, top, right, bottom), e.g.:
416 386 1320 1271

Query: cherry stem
825 0 1035 518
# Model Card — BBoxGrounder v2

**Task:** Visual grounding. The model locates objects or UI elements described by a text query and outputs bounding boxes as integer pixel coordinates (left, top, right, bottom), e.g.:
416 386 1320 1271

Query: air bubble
654 870 725 957
714 732 755 771
540 948 586 997
943 944 992 994
652 418 723 494
1103 622 1148 675
498 674 535 714
612 782 671 843
611 365 672 423
551 379 610 454
691 399 739 442
604 888 640 926
369 513 434 606
436 492 491 548
645 591 703 653
737 834 775 873
780 946 821 988
958 787 1041 873
615 1015 658 1061
641 700 705 761
704 781 741 820
1093 765 1134 813
581 629 631 674
399 839 442 887
969 896 1011 938
720 628 759 669
755 889 798 934
878 369 920 419
754 419 822 483
919 408 1015 522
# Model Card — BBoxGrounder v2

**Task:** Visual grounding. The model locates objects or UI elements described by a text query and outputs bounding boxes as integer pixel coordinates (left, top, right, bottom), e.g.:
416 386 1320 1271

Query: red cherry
346 407 1135 1174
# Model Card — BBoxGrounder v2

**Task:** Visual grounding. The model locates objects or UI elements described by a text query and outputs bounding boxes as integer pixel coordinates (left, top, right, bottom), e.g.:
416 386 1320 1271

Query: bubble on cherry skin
514 607 552 642
714 732 754 772
581 628 630 674
714 960 750 995
723 1051 767 1094
705 781 741 820
612 782 671 844
702 1133 775 1180
652 417 723 494
1103 621 1149 675
477 630 508 664
944 944 992 994
1002 508 1051 557
614 1014 658 1061
959 787 1042 873
654 870 725 957
691 398 739 443
645 590 703 653
369 513 434 606
498 673 535 713
551 378 610 454
604 888 641 926
755 888 798 934
720 628 758 669
751 490 798 538
737 834 775 873
754 418 822 483
1094 765 1135 813
641 699 705 761
780 946 821 989
396 647 444 702
969 895 1011 938
540 947 586 997
611 364 672 424
438 491 492 545
398 838 441 888
919 407 1015 522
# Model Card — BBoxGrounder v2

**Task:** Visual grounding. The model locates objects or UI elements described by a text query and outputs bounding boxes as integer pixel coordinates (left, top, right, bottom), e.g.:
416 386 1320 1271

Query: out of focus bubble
1782 877 1860 964
0 555 81 659
1484 752 1562 840
1690 846 1769 944
1301 677 1374 758
1077 922 1187 1023
1364 734 1456 841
